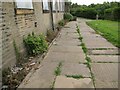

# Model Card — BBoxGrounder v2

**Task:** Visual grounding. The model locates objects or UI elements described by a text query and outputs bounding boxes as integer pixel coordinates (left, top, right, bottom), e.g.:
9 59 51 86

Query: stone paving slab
50 46 84 53
82 39 116 49
54 76 94 88
55 40 81 46
91 63 118 82
89 55 119 63
89 49 119 55
58 34 79 40
65 21 77 29
61 63 91 77
78 20 117 49
95 80 118 88
56 36 80 42
19 62 58 88
44 52 86 63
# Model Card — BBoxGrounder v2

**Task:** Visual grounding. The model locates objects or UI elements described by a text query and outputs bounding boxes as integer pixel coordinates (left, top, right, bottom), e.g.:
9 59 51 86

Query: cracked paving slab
54 76 94 88
50 46 84 53
61 63 91 77
18 62 58 88
44 52 86 63
55 40 81 46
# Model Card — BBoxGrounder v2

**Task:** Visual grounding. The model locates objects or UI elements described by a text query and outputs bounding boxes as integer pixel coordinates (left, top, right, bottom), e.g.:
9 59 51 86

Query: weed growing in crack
82 45 88 54
54 62 62 76
66 75 84 79
85 56 92 63
84 62 91 69
76 24 81 36
76 24 96 88
78 37 83 41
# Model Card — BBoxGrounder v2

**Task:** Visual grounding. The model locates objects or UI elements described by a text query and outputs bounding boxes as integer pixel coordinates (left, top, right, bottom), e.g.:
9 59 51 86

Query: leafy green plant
81 43 88 54
78 37 83 41
76 25 81 36
85 56 91 63
64 13 73 21
54 62 62 76
66 75 84 79
58 20 65 26
23 32 48 56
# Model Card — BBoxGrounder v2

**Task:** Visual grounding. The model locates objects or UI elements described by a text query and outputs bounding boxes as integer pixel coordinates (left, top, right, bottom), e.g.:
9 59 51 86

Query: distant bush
112 7 120 21
23 32 48 56
64 13 73 21
104 7 120 21
71 8 97 19
72 16 77 21
104 8 113 20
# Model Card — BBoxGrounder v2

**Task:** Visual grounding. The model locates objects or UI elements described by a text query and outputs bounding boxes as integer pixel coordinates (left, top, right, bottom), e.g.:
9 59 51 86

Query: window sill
15 8 34 15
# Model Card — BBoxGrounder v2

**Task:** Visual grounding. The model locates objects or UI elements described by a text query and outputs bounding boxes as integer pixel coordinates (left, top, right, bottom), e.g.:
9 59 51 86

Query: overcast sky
71 0 120 5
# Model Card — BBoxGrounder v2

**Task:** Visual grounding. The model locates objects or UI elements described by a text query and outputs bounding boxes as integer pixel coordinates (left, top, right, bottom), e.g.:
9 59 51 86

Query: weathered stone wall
1 1 64 68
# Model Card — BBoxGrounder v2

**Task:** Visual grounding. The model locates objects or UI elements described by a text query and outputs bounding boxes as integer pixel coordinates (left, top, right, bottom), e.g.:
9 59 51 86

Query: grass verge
86 20 120 47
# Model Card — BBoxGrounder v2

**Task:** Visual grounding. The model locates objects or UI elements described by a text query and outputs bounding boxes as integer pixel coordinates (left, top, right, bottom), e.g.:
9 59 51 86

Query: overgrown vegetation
87 20 120 47
54 62 62 76
64 13 73 21
104 7 120 21
76 24 95 87
81 43 88 54
58 13 76 27
23 32 48 56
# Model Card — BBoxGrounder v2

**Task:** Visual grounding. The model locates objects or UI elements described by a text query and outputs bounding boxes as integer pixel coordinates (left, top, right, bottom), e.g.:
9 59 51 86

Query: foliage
23 32 48 56
66 75 84 79
87 20 120 47
64 13 73 21
58 20 65 26
112 7 120 21
54 62 62 76
76 25 80 35
70 1 120 20
85 56 91 62
104 8 113 20
104 7 120 21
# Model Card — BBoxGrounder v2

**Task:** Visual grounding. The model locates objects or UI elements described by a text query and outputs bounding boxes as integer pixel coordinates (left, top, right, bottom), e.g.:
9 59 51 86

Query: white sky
71 0 120 5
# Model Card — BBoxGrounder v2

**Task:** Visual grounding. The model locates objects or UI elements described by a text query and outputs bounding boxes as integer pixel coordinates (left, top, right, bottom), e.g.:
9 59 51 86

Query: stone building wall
1 1 64 68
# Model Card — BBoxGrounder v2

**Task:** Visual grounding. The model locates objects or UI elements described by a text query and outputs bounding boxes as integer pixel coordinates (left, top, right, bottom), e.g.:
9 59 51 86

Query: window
52 0 56 12
57 1 60 12
15 0 34 14
59 0 64 12
42 0 49 13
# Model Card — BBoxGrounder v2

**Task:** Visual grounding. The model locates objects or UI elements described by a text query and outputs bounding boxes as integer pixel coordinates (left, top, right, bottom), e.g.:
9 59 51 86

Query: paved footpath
19 18 119 89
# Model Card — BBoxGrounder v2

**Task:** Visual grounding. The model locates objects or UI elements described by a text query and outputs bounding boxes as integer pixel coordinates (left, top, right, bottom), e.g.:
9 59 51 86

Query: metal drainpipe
49 1 54 31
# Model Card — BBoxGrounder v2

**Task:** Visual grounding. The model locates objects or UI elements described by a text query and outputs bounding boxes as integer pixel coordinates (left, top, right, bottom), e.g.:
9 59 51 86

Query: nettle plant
24 32 48 56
